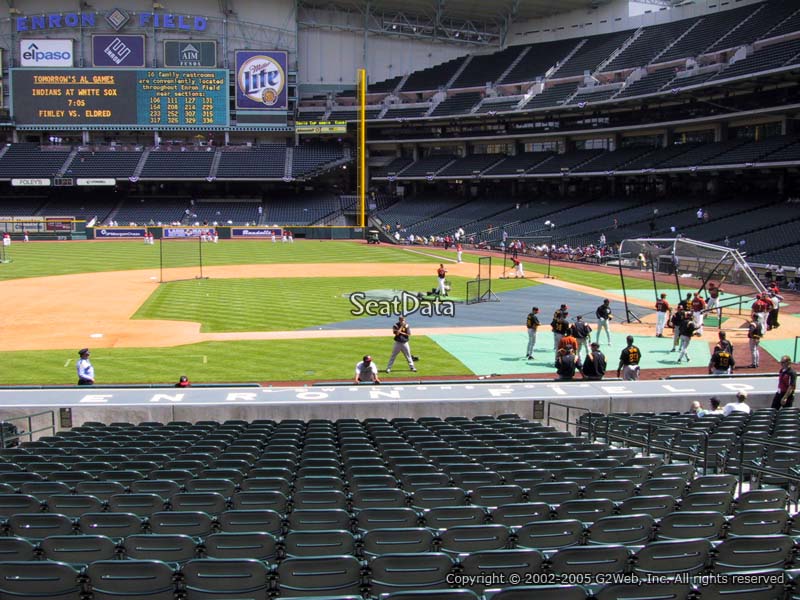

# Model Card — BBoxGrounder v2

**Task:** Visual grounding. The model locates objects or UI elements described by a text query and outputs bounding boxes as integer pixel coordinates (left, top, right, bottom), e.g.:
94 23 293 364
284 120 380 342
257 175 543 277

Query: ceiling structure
297 0 620 47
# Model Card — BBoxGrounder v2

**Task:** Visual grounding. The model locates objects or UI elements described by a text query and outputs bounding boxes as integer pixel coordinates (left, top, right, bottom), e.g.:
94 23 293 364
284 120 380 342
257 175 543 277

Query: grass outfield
413 248 674 291
134 275 536 332
0 240 435 281
0 337 472 385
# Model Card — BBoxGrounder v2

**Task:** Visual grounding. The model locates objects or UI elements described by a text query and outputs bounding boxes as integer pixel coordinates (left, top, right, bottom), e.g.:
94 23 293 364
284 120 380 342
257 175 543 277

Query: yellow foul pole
358 68 366 228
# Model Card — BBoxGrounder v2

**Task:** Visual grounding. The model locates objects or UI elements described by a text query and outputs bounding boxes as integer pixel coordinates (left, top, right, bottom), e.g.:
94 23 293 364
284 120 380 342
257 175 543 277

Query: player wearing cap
707 282 722 322
752 294 769 330
525 306 540 360
437 264 448 296
551 312 571 352
386 316 416 374
77 348 94 386
555 344 581 380
676 317 697 363
670 308 686 352
512 256 524 278
596 299 612 346
655 293 671 338
691 293 706 335
773 356 797 409
581 342 606 380
570 316 592 361
617 336 641 380
747 318 763 368
708 346 735 375
355 355 381 384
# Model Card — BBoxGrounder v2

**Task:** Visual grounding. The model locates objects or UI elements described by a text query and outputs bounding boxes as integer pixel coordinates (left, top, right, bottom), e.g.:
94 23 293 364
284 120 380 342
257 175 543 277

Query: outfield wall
85 226 365 240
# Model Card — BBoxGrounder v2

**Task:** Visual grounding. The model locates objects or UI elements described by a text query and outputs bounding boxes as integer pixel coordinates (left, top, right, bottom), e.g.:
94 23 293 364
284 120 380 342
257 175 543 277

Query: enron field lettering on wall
235 50 288 111
11 68 229 127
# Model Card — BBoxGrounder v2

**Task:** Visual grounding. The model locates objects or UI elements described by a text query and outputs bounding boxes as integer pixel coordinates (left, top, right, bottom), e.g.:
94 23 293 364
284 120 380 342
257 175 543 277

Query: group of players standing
525 299 642 381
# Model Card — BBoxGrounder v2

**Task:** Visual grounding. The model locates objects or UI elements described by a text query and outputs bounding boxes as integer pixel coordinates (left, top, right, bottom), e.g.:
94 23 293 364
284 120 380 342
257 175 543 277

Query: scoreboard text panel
11 68 228 127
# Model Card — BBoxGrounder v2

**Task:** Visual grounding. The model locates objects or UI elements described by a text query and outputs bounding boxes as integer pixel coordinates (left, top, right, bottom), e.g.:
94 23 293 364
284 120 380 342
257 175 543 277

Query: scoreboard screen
295 120 347 134
11 68 228 127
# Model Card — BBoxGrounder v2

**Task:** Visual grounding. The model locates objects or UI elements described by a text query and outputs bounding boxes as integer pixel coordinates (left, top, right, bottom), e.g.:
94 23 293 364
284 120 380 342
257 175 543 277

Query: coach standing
77 348 95 386
386 316 417 374
525 307 540 360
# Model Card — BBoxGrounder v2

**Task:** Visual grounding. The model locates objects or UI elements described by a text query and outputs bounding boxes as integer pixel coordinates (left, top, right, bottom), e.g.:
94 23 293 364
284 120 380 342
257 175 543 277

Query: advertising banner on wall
235 50 288 110
94 227 147 238
20 39 73 67
231 227 283 239
92 35 145 67
164 40 216 67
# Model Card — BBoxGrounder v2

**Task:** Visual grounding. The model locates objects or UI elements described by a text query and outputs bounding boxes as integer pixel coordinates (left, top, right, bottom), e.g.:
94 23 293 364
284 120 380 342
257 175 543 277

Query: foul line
403 248 458 263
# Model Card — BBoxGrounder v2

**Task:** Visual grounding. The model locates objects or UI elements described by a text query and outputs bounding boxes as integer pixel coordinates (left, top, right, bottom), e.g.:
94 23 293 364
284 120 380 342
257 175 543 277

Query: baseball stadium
0 0 800 597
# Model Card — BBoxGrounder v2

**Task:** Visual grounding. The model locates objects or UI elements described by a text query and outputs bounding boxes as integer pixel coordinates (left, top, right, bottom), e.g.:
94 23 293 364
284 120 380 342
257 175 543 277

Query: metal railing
734 433 800 500
589 413 713 474
0 411 56 447
546 401 591 434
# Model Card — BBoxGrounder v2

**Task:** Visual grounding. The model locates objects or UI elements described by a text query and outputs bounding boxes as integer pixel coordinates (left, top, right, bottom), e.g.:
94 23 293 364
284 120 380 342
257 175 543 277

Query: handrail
735 432 800 497
546 401 591 434
0 410 56 447
585 412 712 474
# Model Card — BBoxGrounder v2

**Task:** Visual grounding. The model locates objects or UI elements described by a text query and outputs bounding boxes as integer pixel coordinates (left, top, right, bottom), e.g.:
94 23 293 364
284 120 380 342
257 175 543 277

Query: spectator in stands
76 348 94 386
175 376 191 388
772 356 796 409
355 355 380 384
556 345 580 380
707 397 724 415
688 400 706 416
581 342 606 380
723 391 751 416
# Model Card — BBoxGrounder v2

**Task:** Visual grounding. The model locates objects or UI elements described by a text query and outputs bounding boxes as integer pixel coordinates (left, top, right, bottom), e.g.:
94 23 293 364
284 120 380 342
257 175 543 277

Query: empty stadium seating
216 145 287 179
140 149 215 179
0 410 797 598
64 150 143 178
0 144 71 179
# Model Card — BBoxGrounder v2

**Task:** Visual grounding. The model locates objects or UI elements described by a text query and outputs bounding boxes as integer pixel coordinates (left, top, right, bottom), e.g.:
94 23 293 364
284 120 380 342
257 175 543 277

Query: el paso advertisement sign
20 39 73 67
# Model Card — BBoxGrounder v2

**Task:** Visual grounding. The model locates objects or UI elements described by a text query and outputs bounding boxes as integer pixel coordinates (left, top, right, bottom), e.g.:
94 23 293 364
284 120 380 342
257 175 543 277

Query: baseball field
0 239 795 385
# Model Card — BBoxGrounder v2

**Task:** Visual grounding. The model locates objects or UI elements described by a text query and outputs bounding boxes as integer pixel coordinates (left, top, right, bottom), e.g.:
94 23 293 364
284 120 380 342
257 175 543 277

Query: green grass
0 240 435 281
0 337 472 385
417 248 670 291
133 275 536 332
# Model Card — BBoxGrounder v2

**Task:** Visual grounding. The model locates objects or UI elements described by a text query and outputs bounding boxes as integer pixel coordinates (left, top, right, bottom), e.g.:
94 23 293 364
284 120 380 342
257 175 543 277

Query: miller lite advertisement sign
235 50 287 111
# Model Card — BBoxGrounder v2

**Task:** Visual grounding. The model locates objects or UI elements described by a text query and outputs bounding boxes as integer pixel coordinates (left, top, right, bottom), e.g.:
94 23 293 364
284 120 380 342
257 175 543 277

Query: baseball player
552 312 570 352
670 308 686 352
570 316 592 360
747 318 763 368
617 336 641 380
752 294 769 330
691 293 706 335
707 282 723 322
386 316 416 374
596 299 612 346
512 257 524 278
655 293 671 338
525 306 540 360
436 264 448 296
456 243 463 263
708 346 735 375
676 317 697 363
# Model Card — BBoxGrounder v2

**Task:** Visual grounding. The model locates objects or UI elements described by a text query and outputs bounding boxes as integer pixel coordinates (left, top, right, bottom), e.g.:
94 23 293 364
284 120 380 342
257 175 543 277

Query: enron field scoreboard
11 68 229 127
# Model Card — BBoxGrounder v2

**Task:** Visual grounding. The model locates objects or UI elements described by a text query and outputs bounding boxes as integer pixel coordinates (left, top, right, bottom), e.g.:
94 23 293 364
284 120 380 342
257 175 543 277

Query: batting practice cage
159 230 210 283
617 237 767 325
466 257 500 304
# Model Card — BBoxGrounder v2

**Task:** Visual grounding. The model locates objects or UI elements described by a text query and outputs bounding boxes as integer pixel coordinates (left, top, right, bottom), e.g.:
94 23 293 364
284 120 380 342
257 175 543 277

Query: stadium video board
11 68 228 127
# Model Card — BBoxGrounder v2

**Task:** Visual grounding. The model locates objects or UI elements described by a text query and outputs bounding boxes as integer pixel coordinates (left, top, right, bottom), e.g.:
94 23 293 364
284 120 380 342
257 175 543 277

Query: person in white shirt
355 355 381 384
76 348 95 385
722 391 751 416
